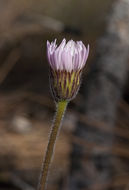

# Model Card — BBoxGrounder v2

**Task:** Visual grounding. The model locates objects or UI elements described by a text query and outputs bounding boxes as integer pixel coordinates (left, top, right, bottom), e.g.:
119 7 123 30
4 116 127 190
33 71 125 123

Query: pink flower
47 39 89 102
47 39 89 72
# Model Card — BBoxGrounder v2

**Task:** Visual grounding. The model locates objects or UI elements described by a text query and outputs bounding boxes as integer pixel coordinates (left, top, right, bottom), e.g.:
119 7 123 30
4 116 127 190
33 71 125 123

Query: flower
47 39 89 101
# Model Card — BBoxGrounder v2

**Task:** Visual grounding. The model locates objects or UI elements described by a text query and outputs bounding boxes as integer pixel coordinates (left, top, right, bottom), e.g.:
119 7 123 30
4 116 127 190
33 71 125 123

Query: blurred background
0 0 129 190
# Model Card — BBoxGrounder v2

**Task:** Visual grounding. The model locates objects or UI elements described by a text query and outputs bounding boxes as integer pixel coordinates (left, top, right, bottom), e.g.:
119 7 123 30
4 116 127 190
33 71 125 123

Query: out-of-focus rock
11 115 32 134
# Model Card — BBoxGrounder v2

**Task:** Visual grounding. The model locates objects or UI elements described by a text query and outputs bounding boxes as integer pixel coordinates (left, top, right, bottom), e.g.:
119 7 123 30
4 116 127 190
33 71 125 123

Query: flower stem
37 100 68 190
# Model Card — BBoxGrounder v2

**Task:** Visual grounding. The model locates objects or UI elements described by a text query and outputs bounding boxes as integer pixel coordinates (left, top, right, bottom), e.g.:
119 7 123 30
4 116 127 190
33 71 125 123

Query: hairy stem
37 100 68 190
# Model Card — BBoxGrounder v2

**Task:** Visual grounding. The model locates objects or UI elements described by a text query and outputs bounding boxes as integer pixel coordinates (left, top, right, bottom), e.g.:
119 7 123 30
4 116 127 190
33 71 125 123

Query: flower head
47 39 89 101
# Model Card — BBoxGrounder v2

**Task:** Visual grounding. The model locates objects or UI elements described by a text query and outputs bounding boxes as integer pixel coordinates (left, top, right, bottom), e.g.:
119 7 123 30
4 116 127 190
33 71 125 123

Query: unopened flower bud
47 39 89 102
